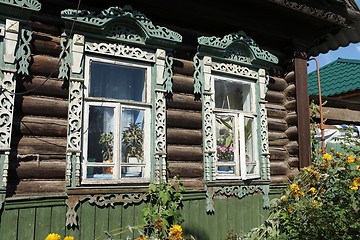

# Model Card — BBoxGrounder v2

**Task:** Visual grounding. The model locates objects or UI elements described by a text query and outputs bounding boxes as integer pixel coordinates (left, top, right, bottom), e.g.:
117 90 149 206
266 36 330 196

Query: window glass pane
87 167 113 179
244 117 256 175
121 108 145 178
217 166 235 175
215 79 251 111
121 166 144 178
90 61 146 102
216 114 235 164
87 106 114 164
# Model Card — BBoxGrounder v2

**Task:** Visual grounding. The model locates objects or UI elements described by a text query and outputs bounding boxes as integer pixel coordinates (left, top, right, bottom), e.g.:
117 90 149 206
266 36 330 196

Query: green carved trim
164 52 173 93
58 32 71 80
206 184 270 213
197 31 278 65
16 27 32 75
193 53 202 94
61 5 182 46
0 0 41 11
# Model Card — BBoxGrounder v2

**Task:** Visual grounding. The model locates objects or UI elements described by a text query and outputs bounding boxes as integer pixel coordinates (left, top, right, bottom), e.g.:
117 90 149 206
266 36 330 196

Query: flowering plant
45 233 74 240
216 133 234 160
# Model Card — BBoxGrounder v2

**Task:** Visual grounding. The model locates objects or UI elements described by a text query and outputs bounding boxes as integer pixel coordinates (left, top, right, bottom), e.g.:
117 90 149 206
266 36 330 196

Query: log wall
267 66 300 184
166 58 204 189
8 20 67 197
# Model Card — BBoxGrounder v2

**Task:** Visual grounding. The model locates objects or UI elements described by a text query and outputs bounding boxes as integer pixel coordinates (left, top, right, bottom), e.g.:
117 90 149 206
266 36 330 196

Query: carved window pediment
61 5 182 47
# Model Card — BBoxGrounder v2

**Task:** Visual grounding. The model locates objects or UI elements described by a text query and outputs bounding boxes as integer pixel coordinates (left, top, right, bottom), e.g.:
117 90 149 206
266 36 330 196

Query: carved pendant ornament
0 0 41 11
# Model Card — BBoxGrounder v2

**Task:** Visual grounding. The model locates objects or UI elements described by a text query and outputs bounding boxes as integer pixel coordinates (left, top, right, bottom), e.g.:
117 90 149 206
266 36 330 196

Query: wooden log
172 74 194 94
18 76 68 99
167 109 202 129
285 126 298 141
268 76 288 91
270 175 289 184
12 160 65 179
13 116 67 137
269 147 289 160
286 141 299 155
12 180 65 195
167 128 202 145
268 118 288 132
284 84 296 98
284 112 298 126
266 104 287 118
177 178 204 190
284 99 297 111
265 90 286 104
16 96 68 118
30 55 60 77
284 71 295 83
287 157 299 168
173 58 194 76
269 138 290 146
167 145 202 161
29 20 62 36
15 136 67 155
287 168 300 180
168 161 203 178
268 131 287 141
270 160 290 175
167 93 201 111
32 33 61 57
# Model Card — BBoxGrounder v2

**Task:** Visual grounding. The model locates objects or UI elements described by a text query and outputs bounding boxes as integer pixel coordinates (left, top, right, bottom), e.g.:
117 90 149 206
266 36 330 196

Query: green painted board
120 205 135 239
34 207 52 240
18 208 35 240
50 205 66 237
108 204 122 238
94 206 109 239
0 208 19 239
79 202 95 240
133 203 144 238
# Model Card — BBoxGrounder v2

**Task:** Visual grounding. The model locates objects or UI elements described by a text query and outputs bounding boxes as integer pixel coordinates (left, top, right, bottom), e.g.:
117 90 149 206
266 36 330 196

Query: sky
307 0 360 73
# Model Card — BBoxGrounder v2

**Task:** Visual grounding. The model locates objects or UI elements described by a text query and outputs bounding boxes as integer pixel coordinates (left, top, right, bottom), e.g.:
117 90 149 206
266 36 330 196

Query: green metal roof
308 58 360 96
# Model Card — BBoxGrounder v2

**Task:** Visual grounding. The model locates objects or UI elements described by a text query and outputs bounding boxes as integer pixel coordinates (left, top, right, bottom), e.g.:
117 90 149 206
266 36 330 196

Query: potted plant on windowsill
99 132 114 175
122 122 144 177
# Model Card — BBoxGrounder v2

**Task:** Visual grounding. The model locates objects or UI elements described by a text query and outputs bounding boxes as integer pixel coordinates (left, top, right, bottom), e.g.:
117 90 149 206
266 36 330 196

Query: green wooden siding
0 194 276 240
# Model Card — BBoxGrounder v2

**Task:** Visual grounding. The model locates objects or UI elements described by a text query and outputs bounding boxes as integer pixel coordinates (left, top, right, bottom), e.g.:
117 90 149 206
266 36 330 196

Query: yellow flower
169 225 183 240
335 152 342 156
347 155 355 163
330 148 335 152
313 200 320 208
356 165 360 171
353 177 360 186
290 184 300 191
287 207 294 213
349 185 359 190
280 196 287 201
45 233 61 240
322 153 332 161
64 237 74 240
309 187 316 195
136 236 147 240
316 149 323 153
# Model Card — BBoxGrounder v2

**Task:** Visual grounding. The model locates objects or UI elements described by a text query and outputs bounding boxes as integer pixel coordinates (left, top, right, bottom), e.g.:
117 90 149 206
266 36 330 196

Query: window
214 75 259 179
82 56 151 184
195 31 278 184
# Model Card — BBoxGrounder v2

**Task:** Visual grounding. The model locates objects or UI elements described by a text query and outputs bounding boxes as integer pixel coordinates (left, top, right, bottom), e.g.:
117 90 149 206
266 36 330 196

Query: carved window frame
60 5 182 188
194 31 278 211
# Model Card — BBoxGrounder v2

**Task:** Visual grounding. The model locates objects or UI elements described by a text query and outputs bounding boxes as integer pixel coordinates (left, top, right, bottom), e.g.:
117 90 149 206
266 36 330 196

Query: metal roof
308 58 360 96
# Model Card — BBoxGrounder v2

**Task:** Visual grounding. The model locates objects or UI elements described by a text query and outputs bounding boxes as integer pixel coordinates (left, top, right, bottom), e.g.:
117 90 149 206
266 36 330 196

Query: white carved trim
0 72 16 150
72 34 84 74
211 62 258 79
156 49 166 85
1 153 9 187
85 41 155 63
203 56 212 92
4 19 19 64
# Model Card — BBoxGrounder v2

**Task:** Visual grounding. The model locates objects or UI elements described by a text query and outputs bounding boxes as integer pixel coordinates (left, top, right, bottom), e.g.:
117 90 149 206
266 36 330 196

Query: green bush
241 127 360 240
